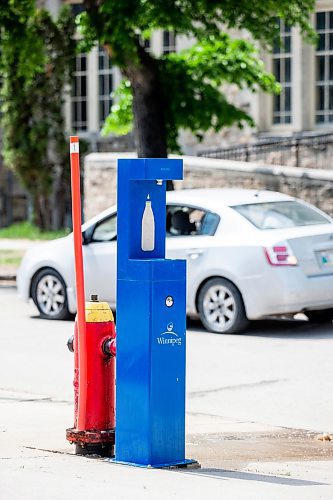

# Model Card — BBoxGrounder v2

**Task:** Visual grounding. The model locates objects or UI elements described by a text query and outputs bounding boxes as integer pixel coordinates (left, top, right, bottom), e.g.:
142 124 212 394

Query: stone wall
198 133 333 170
89 133 135 153
84 152 133 220
178 157 333 216
84 153 333 221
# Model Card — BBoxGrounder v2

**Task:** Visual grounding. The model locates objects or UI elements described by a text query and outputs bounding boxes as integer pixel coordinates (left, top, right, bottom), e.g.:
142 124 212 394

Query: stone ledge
84 153 333 220
85 152 333 181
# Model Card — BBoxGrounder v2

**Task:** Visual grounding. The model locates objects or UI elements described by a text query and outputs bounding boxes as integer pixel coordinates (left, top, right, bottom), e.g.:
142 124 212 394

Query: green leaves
81 1 314 156
102 81 133 136
102 34 281 152
80 0 316 49
168 34 280 93
0 3 76 227
81 1 315 156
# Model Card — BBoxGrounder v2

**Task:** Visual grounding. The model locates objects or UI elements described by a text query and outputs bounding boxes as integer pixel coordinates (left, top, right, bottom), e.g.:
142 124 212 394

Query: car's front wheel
197 277 249 334
31 268 71 320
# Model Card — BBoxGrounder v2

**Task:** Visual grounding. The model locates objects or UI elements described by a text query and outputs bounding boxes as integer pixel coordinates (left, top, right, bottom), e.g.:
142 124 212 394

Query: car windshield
232 200 332 230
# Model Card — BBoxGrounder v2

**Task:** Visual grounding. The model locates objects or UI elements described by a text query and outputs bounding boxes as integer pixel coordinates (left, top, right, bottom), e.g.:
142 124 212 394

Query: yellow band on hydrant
85 301 114 323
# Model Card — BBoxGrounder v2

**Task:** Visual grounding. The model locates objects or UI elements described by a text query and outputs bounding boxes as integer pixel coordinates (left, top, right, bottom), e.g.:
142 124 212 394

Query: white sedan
17 189 333 334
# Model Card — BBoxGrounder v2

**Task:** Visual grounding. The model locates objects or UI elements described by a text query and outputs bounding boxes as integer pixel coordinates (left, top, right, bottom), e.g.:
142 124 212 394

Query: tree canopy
103 34 280 152
79 0 316 155
0 2 76 229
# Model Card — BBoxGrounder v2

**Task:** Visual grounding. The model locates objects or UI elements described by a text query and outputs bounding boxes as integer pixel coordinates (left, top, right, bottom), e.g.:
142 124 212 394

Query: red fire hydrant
66 295 116 456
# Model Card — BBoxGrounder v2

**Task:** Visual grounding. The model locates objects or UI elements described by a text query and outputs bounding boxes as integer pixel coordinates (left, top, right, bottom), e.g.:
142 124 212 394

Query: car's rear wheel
31 268 70 320
305 309 333 323
197 277 249 334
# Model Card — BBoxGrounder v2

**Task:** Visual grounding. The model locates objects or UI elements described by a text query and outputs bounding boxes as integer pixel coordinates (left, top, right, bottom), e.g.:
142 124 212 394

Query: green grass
0 222 71 240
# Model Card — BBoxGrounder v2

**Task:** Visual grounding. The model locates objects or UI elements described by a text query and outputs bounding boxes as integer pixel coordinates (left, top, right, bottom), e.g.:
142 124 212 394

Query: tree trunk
130 73 168 158
124 45 173 189
47 131 71 230
32 177 70 231
50 166 65 231
32 191 52 230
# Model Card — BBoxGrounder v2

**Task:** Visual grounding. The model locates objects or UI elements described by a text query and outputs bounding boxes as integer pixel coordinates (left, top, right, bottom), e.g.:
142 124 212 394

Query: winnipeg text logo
157 322 182 346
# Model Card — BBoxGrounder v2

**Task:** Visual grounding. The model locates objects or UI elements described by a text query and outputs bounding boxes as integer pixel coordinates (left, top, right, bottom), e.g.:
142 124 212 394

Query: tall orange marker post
69 136 87 430
67 136 116 456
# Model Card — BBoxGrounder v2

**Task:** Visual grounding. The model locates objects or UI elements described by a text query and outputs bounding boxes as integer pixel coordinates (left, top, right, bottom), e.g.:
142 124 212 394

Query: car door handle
187 249 204 260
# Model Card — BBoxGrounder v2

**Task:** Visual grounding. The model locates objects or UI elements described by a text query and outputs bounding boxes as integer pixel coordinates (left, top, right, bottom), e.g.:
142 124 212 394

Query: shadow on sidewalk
183 467 329 486
187 317 333 340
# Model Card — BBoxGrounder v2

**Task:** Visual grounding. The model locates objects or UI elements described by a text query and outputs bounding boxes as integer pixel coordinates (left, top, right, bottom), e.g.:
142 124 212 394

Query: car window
232 201 331 230
166 205 220 236
92 215 117 242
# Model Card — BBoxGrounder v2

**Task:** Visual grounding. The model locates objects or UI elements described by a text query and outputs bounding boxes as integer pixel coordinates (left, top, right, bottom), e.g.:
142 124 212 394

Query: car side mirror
82 231 89 245
82 226 94 245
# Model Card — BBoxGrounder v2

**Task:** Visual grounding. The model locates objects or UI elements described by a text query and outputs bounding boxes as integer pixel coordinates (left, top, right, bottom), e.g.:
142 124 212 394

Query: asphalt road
1 285 332 434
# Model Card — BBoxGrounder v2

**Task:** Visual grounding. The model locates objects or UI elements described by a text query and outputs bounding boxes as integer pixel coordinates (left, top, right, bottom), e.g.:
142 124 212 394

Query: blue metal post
114 158 193 467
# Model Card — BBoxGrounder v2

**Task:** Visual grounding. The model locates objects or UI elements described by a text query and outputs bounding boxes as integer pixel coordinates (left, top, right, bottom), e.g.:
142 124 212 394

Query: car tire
305 309 333 323
197 277 249 334
31 268 71 320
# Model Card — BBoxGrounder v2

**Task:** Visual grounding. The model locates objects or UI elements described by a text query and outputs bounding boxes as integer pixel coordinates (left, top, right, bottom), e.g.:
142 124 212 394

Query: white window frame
98 46 114 128
71 52 88 132
162 31 176 54
272 20 293 126
315 9 333 124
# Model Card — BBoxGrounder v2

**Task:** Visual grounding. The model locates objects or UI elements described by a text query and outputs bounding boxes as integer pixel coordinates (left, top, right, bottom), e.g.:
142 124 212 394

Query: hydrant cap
85 300 114 323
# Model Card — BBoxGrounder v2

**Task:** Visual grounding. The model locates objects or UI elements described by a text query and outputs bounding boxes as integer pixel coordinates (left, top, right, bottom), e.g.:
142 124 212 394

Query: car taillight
264 242 298 266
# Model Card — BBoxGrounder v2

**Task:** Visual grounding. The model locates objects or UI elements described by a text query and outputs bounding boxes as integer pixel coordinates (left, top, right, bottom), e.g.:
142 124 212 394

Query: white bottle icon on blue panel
141 194 155 251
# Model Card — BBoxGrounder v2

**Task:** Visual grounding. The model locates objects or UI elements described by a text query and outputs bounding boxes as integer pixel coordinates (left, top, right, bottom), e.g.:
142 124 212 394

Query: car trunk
289 233 333 276
269 224 333 277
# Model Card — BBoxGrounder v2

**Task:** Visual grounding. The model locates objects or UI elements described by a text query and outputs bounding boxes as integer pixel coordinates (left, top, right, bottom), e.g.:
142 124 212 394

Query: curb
0 275 16 286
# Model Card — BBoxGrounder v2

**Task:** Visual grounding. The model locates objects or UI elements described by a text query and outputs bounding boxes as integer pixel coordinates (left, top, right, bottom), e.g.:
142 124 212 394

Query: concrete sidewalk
1 390 333 500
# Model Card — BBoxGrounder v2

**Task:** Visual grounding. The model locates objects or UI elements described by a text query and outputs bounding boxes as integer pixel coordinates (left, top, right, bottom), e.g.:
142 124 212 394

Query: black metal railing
198 131 333 169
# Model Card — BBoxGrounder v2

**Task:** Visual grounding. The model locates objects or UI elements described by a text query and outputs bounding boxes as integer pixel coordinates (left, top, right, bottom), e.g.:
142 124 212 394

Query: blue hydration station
115 158 193 467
